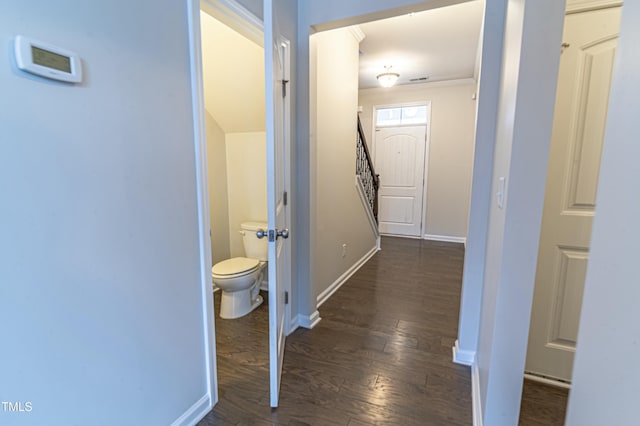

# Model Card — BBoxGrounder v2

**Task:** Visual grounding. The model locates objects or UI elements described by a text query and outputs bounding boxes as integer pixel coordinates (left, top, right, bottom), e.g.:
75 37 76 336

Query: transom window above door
376 105 428 127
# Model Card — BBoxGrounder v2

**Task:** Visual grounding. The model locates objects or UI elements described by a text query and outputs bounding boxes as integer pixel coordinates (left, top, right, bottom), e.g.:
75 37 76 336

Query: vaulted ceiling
200 11 265 133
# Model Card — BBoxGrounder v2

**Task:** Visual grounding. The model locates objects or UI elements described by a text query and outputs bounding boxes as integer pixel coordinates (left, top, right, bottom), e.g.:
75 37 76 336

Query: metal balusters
356 116 380 222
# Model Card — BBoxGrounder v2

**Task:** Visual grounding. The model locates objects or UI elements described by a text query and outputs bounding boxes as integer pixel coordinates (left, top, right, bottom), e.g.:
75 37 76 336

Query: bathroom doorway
199 0 293 410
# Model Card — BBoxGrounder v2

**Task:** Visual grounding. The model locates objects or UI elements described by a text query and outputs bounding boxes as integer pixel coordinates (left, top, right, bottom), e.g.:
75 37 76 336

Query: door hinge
285 291 289 305
282 79 289 97
283 191 288 206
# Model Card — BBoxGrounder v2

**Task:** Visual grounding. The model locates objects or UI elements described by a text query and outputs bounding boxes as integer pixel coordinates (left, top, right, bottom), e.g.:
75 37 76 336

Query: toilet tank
240 221 268 261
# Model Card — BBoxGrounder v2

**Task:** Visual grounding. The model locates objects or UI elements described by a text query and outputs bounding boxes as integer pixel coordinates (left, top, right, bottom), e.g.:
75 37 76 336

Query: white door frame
279 36 293 336
187 0 219 411
190 0 293 412
372 101 432 239
197 6 294 337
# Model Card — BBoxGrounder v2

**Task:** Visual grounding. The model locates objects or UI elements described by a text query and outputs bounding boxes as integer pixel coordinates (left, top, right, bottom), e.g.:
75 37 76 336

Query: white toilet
212 221 268 319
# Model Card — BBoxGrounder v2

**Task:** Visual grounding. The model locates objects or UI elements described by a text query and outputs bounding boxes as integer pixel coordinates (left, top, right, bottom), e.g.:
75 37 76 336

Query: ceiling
358 0 484 89
200 1 483 129
200 11 265 133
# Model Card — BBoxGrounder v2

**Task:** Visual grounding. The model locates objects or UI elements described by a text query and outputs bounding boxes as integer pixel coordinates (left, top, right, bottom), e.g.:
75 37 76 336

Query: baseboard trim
424 234 467 245
317 245 379 307
523 372 571 390
452 340 481 426
472 361 483 426
452 340 476 366
297 310 321 329
355 175 381 240
170 394 211 426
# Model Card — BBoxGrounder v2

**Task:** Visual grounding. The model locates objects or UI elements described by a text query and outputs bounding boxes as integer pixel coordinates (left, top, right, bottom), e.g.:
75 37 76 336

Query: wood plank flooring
519 379 569 425
198 236 567 425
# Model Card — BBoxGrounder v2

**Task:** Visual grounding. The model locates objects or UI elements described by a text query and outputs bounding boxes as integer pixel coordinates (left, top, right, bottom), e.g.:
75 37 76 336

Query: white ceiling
200 1 483 129
358 1 484 89
200 11 265 133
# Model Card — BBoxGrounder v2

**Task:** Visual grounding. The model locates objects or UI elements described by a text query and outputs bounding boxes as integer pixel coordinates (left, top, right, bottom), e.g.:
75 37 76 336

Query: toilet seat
212 257 260 279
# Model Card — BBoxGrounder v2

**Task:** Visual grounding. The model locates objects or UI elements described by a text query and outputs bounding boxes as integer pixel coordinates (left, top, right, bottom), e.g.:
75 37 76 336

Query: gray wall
0 1 213 424
475 0 565 423
456 0 506 358
566 2 640 423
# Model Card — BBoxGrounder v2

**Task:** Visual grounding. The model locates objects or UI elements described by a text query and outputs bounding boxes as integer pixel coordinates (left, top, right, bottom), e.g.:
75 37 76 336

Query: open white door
526 6 621 383
264 0 291 408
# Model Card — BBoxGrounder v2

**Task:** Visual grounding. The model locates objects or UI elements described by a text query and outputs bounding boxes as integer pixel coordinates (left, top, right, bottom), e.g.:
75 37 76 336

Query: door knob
256 228 289 240
277 228 289 239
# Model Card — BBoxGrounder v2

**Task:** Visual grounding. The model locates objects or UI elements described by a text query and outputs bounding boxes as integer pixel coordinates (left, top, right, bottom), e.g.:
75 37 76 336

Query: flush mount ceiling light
376 66 399 88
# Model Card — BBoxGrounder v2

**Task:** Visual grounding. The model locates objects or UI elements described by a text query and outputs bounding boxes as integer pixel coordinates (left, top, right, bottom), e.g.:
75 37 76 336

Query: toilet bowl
212 221 268 319
212 257 265 319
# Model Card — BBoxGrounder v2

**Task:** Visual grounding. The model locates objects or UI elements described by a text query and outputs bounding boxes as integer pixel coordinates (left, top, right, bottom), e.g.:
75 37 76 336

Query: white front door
374 125 427 237
264 0 291 408
526 6 621 383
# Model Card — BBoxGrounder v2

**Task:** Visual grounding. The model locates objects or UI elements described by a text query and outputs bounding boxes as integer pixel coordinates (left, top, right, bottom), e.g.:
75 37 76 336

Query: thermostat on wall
14 35 82 83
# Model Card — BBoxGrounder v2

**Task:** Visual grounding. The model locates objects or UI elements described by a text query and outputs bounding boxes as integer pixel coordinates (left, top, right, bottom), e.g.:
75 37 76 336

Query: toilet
212 221 268 319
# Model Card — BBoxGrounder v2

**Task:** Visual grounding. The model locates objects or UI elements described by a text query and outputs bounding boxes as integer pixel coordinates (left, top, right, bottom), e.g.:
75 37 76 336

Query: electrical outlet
342 243 347 258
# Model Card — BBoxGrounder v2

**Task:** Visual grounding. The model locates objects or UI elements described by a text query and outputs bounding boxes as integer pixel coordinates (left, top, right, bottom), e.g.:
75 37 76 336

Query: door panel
374 126 427 237
526 6 621 382
567 38 617 210
264 0 290 408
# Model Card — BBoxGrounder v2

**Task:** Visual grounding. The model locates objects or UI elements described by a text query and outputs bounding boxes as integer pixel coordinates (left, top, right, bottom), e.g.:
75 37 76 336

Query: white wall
225 132 267 257
206 111 231 265
455 0 506 365
0 1 214 424
312 27 378 300
566 2 640 423
475 0 565 423
359 81 476 239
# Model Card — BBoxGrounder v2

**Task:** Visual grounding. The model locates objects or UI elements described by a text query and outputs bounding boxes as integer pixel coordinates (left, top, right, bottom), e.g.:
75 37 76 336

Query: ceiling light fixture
377 66 399 88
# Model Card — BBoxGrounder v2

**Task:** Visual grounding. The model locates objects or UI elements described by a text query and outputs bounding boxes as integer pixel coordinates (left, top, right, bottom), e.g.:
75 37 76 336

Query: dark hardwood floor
519 379 569 425
199 236 567 425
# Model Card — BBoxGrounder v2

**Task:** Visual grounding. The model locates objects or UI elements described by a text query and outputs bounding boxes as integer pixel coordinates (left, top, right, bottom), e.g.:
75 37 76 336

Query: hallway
200 236 472 425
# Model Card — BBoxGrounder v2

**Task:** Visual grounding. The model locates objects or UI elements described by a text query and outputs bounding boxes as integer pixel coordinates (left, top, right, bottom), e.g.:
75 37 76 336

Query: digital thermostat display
14 35 82 83
31 46 72 73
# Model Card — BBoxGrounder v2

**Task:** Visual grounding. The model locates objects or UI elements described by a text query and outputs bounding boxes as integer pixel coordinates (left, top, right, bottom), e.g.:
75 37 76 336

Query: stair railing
356 115 380 223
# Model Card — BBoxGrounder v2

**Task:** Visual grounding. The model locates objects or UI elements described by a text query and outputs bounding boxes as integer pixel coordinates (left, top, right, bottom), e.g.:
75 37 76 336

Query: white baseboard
472 361 483 426
523 372 571 389
452 340 481 426
452 339 476 366
355 175 381 240
316 245 379 307
424 234 467 245
296 310 321 329
170 394 211 426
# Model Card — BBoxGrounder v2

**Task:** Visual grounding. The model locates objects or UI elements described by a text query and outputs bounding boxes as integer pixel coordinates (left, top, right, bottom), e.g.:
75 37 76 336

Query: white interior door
264 0 290 408
374 125 427 237
526 6 621 383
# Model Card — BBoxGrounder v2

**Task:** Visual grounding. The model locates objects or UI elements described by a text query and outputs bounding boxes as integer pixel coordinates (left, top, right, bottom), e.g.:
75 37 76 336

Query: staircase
355 115 380 225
